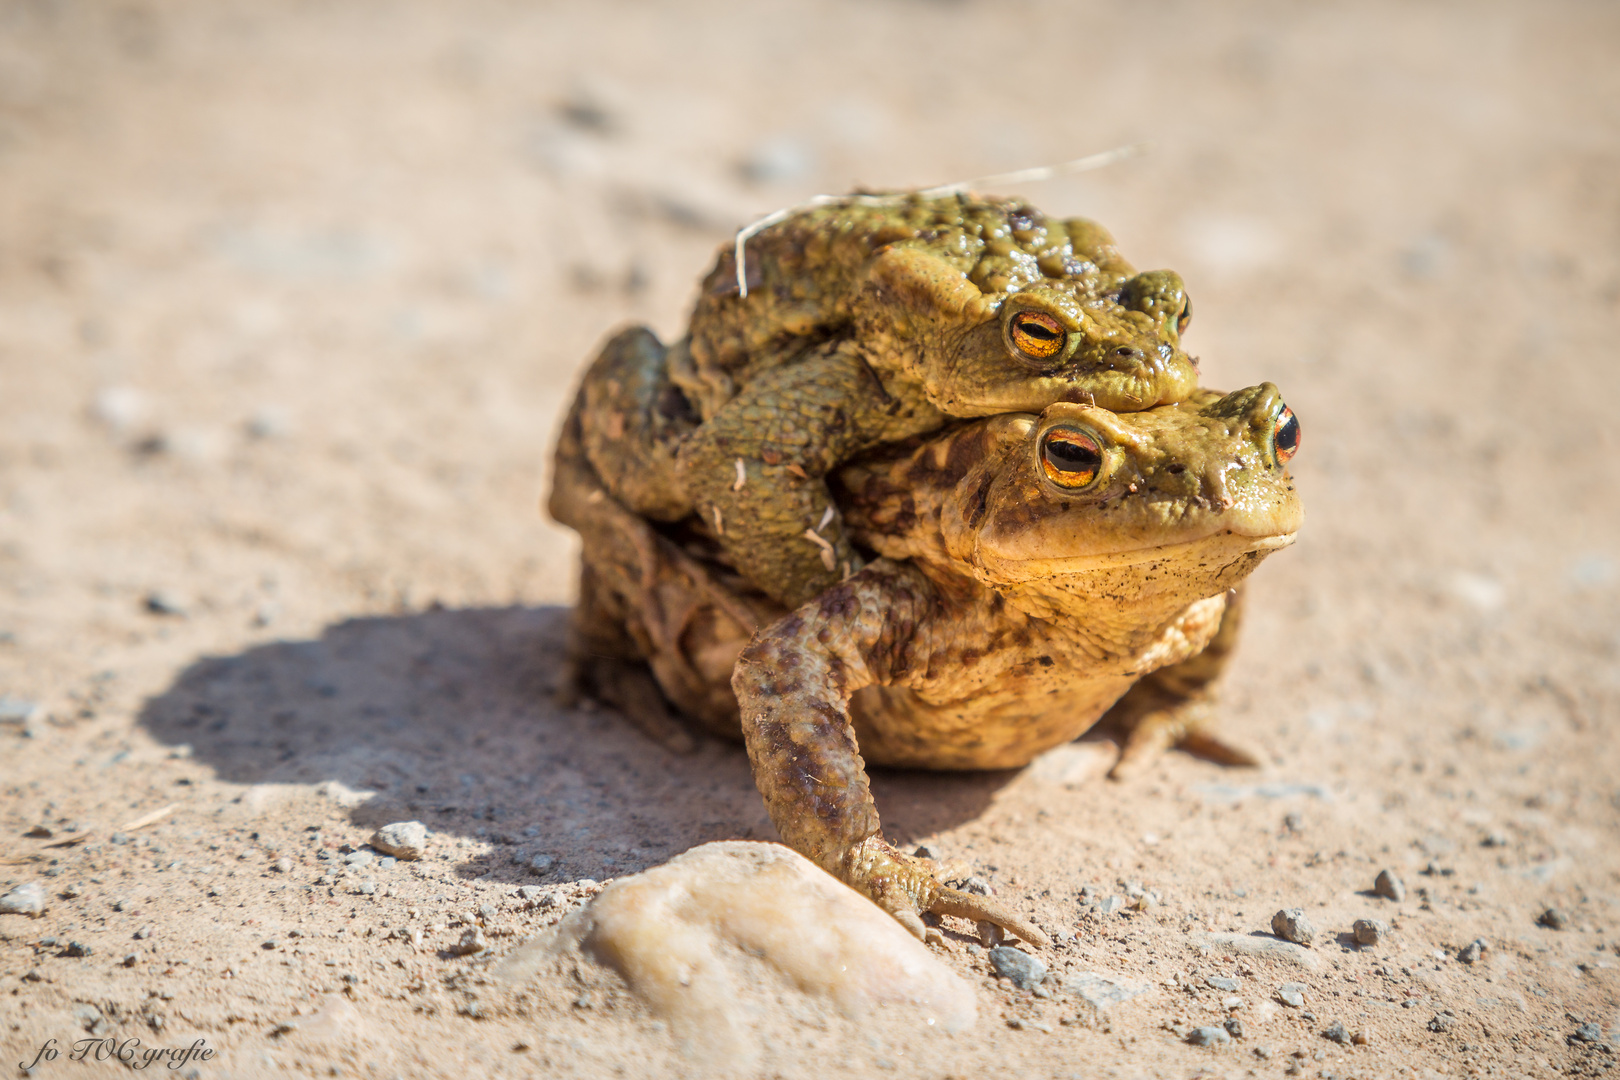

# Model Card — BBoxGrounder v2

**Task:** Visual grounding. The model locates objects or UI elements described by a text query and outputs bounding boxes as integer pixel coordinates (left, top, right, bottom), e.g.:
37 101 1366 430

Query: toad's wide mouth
978 529 1298 579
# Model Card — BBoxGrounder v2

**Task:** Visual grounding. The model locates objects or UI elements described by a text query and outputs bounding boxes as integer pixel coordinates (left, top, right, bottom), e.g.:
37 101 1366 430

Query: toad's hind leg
1107 588 1266 780
565 563 698 755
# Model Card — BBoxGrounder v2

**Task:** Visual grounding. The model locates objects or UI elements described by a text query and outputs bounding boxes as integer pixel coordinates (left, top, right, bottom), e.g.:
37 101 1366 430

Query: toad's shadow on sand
136 605 1012 883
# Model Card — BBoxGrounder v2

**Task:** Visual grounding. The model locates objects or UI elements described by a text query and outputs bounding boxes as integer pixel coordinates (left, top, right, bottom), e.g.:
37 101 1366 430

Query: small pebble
1323 1021 1352 1045
1428 1011 1458 1033
977 922 1005 948
988 945 1046 990
1458 938 1487 964
957 876 993 896
133 925 152 940
0 881 47 916
1373 869 1406 902
478 904 498 922
262 939 278 950
529 854 555 875
1188 1025 1231 1047
122 954 138 968
59 882 82 899
1283 811 1304 832
1352 918 1388 946
1098 894 1125 916
1352 1030 1371 1045
113 898 132 912
273 857 294 874
370 821 428 861
1271 908 1317 946
452 927 487 956
517 886 545 901
1481 831 1509 848
343 850 373 870
912 845 942 861
63 941 93 957
356 880 377 896
1539 907 1568 931
144 591 187 617
1572 1022 1607 1044
1207 975 1241 992
1224 1017 1245 1039
1277 983 1306 1009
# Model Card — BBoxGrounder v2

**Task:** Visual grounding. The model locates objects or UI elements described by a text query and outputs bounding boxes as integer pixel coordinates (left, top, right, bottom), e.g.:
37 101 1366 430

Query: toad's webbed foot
1108 697 1262 780
844 837 1048 948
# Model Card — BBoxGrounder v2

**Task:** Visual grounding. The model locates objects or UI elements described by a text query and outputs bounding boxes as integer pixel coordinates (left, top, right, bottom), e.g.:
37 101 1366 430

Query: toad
549 381 1302 944
579 193 1202 608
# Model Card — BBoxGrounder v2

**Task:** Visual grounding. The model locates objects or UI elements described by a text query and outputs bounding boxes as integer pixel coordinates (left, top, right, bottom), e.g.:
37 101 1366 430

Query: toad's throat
978 530 1298 579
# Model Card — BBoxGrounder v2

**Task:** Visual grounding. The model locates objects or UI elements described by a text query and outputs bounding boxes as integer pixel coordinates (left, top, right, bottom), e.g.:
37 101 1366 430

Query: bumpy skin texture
551 381 1303 944
584 194 1202 607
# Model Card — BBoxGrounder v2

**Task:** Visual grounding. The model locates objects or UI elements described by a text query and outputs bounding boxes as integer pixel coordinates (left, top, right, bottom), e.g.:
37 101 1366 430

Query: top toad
581 193 1202 608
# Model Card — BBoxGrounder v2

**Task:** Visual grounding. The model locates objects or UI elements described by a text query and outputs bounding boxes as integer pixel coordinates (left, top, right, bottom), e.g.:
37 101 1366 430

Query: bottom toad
548 380 1303 946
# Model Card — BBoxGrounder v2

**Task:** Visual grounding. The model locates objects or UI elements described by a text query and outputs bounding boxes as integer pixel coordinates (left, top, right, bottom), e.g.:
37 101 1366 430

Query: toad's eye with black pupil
1177 295 1192 335
1010 311 1065 360
1041 429 1102 487
1273 405 1300 464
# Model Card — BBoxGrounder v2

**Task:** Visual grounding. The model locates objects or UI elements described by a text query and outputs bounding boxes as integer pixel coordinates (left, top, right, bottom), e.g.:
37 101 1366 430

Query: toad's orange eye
1273 405 1301 464
1041 428 1103 488
1176 294 1192 336
1009 310 1066 362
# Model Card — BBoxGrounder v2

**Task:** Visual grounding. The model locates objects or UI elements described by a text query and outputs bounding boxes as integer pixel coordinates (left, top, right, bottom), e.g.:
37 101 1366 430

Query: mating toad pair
548 193 1303 946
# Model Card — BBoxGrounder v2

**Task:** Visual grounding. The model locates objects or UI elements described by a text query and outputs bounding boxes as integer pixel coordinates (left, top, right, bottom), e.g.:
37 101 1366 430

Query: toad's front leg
733 563 1047 947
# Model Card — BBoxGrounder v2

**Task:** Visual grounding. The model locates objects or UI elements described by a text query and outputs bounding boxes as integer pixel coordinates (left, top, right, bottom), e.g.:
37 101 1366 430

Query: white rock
496 841 974 1066
370 821 427 860
0 882 47 916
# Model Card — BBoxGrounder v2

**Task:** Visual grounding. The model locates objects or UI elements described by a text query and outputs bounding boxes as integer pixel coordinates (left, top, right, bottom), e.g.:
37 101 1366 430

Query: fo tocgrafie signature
20 1037 216 1071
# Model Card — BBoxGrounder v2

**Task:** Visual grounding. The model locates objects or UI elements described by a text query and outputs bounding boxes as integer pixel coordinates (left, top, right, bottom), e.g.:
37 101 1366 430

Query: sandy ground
2 1 1619 1077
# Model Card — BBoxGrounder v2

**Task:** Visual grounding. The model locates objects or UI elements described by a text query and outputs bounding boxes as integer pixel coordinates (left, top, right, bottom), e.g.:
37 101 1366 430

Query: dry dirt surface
3 2 1619 1077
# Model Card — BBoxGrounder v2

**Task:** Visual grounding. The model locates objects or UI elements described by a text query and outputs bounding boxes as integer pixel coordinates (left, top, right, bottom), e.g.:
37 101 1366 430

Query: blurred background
0 0 1616 748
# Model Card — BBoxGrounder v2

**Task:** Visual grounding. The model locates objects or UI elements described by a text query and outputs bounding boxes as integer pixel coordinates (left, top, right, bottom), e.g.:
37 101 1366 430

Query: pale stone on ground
497 841 975 1066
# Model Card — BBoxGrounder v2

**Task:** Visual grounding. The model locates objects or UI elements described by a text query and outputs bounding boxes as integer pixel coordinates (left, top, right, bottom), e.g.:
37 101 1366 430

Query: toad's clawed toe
930 886 1049 948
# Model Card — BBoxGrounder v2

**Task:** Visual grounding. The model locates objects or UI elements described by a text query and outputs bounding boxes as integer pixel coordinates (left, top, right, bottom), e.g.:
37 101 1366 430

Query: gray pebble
59 882 82 899
377 857 396 870
356 880 377 896
528 854 555 875
113 898 132 912
1271 908 1317 946
0 882 47 916
1374 869 1406 902
1283 811 1304 832
957 876 993 896
1206 975 1241 993
1324 1021 1352 1045
988 945 1046 990
516 886 545 901
261 939 278 950
1481 831 1509 848
63 941 92 957
133 925 152 940
343 850 373 870
1224 1017 1245 1039
370 821 428 861
1428 1011 1458 1033
1187 1025 1231 1047
452 927 487 956
316 874 335 886
1458 938 1487 964
1277 983 1306 1009
478 904 498 922
1572 1022 1607 1044
1098 894 1126 916
1352 918 1388 946
144 591 187 617
1538 907 1568 931
273 857 294 874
